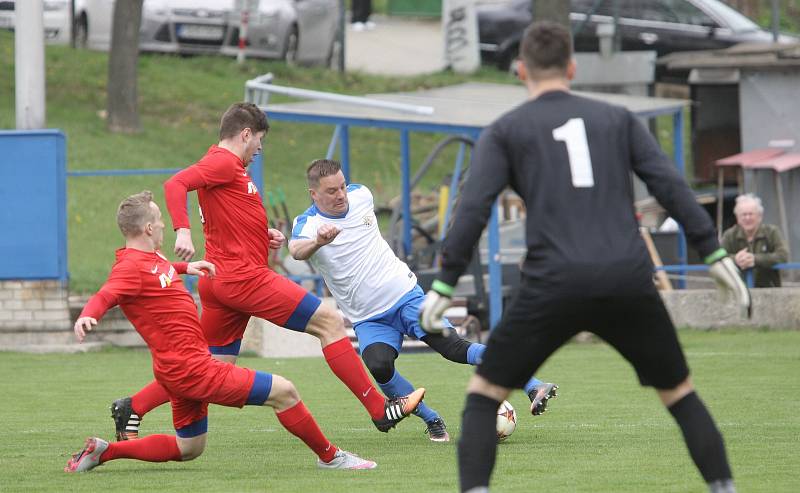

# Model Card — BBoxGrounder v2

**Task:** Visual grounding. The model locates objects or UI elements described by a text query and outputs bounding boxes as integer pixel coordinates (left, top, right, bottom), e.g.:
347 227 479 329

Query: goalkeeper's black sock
458 393 501 492
668 392 733 484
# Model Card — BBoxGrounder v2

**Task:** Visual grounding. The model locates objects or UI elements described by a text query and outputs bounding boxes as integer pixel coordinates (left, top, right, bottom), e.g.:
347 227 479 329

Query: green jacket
720 223 789 287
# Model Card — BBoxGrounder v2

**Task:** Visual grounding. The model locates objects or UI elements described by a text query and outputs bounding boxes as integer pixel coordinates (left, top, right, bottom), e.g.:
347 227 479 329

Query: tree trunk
532 0 571 27
107 0 143 133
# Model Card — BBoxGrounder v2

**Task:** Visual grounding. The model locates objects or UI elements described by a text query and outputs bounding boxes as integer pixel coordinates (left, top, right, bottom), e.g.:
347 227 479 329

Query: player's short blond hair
117 190 155 238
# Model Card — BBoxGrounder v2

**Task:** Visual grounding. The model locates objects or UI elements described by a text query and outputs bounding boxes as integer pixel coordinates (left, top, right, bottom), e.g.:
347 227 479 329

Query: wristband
704 248 728 265
431 280 454 297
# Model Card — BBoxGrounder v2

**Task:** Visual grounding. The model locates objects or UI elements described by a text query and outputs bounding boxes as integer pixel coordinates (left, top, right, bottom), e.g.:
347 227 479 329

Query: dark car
478 0 796 71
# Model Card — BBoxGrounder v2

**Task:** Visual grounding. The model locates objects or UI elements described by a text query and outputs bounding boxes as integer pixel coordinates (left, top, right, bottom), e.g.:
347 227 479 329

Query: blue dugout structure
0 130 67 282
253 81 692 328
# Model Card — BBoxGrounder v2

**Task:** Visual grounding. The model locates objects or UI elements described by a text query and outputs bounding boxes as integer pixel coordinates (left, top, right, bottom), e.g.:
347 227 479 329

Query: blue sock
379 370 439 423
523 376 544 396
467 343 485 365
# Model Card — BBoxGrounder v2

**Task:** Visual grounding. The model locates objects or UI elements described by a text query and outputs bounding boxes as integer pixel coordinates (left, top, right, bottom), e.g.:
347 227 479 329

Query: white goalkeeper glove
419 280 454 335
705 248 752 319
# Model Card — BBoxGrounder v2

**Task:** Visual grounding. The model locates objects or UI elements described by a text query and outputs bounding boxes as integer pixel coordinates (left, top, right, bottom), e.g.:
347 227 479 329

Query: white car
78 0 340 65
0 0 86 45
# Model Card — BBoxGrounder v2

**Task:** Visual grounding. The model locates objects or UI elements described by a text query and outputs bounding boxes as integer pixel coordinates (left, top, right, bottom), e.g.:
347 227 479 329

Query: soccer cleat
111 397 141 441
424 417 450 442
372 387 425 432
317 449 377 470
528 383 558 416
64 437 109 473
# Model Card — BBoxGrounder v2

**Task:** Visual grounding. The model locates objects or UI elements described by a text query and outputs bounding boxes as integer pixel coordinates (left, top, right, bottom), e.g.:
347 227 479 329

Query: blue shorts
353 285 451 354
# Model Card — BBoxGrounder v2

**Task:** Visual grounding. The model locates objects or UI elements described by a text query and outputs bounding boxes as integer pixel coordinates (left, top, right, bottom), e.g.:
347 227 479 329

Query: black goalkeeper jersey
439 90 718 297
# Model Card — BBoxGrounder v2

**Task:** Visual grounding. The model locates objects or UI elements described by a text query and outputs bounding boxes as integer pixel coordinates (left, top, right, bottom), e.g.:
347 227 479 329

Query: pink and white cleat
64 437 109 473
317 449 377 470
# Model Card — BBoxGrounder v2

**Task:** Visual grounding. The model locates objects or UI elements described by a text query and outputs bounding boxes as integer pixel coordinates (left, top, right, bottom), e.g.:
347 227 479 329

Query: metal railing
657 263 800 288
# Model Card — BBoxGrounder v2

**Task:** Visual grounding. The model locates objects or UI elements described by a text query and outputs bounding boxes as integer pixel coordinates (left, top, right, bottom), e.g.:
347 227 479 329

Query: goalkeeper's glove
419 280 455 335
705 248 752 319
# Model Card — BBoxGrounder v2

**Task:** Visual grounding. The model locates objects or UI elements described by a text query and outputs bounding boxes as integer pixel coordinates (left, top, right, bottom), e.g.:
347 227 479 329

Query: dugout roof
262 82 687 128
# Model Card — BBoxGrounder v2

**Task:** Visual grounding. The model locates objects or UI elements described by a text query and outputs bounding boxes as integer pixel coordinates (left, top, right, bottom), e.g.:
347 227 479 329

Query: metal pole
245 80 435 115
15 0 46 129
771 0 780 42
251 152 264 195
340 125 351 183
401 130 412 259
612 0 621 52
237 7 249 64
488 200 502 329
338 0 346 72
673 109 687 288
326 125 342 159
70 0 76 48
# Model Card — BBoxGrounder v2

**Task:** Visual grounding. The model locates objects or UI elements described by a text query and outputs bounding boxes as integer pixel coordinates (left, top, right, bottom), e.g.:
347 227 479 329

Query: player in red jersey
66 191 378 473
109 103 423 442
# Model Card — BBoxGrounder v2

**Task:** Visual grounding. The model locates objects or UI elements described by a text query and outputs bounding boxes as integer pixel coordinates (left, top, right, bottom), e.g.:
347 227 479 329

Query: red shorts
198 267 321 348
160 359 258 431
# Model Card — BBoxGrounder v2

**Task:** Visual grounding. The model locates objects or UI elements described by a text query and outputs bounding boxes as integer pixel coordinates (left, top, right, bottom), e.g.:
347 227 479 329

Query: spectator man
721 193 788 287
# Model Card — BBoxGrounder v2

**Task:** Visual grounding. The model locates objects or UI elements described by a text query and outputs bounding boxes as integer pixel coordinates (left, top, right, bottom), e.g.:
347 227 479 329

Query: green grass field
2 330 798 492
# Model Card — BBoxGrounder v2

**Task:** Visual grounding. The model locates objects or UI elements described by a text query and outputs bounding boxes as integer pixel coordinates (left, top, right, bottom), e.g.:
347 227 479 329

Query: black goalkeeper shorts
476 277 690 391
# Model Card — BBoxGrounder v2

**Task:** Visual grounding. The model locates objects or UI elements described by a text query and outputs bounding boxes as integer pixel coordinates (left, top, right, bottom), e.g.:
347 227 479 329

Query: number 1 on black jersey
553 118 595 188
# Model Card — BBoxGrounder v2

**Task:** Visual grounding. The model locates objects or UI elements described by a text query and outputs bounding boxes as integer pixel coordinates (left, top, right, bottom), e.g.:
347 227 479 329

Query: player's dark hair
520 21 573 80
306 159 342 188
219 102 269 140
117 190 155 237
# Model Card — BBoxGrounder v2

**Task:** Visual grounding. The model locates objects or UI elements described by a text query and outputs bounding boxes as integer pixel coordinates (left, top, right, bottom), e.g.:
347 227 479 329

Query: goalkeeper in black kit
419 21 750 493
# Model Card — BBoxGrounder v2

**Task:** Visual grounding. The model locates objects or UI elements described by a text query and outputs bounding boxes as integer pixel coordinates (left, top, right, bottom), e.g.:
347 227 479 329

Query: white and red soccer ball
496 400 517 441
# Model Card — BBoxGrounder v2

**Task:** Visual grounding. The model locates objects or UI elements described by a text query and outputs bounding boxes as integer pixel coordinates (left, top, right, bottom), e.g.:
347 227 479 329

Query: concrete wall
2 287 797 354
0 280 76 351
661 288 800 330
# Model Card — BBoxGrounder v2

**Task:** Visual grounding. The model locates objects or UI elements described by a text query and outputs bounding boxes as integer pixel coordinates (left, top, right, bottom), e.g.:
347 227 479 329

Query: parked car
478 0 797 72
78 0 340 65
0 0 87 45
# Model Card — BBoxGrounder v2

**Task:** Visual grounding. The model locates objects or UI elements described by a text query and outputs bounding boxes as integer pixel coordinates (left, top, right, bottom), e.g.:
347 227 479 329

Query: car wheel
74 13 88 48
282 25 299 65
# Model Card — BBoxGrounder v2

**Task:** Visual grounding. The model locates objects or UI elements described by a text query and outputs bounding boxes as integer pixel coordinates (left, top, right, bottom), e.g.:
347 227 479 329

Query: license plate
177 24 224 40
0 17 13 29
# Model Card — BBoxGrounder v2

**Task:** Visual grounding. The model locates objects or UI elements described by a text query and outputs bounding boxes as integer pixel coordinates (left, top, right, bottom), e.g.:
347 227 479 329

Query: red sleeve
164 166 206 231
172 262 188 274
195 156 240 188
79 261 142 320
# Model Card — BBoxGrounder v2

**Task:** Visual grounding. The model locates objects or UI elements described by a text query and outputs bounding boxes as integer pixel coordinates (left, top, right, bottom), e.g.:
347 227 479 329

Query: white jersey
291 184 417 323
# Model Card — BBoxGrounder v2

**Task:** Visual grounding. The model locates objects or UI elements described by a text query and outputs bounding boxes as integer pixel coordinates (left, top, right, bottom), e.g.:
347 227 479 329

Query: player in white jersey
290 159 558 442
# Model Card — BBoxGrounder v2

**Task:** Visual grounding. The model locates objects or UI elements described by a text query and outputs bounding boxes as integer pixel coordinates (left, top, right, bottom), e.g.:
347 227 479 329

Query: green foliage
1 330 799 491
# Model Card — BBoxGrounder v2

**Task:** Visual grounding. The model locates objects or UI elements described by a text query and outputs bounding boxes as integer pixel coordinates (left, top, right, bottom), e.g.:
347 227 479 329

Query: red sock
322 337 385 419
276 401 337 463
100 434 182 463
131 380 171 416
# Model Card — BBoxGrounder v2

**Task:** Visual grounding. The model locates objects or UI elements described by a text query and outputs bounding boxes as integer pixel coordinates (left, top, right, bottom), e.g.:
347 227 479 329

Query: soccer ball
496 400 517 442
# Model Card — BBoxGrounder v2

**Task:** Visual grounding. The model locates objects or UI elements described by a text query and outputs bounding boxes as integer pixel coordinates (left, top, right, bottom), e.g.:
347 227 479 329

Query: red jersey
164 145 270 280
80 248 225 394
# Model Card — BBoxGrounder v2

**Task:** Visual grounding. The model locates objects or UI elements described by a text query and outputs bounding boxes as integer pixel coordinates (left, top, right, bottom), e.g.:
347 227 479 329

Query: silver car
79 0 340 65
0 0 87 44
